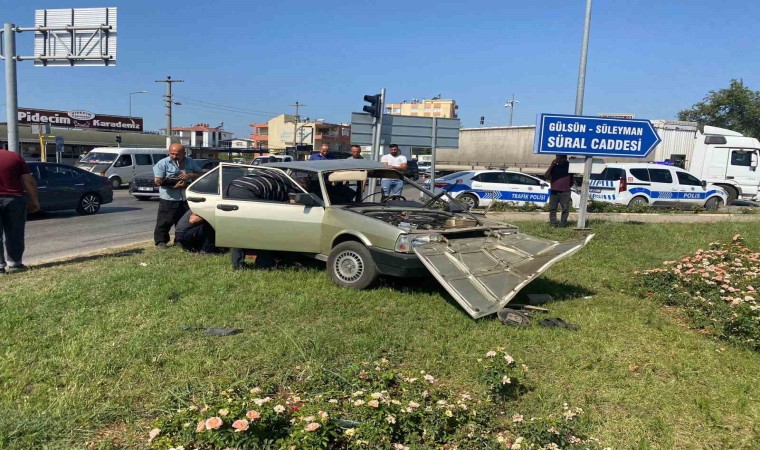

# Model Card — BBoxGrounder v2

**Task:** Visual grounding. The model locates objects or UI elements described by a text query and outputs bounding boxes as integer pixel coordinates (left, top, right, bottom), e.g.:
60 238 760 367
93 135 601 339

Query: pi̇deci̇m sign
17 108 143 132
533 113 661 158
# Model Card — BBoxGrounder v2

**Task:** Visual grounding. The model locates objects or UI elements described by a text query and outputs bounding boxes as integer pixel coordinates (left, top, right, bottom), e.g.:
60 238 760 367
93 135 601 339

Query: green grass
1 221 760 449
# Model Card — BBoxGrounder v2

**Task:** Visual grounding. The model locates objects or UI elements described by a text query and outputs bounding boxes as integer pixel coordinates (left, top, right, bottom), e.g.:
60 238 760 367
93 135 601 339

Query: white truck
651 121 760 203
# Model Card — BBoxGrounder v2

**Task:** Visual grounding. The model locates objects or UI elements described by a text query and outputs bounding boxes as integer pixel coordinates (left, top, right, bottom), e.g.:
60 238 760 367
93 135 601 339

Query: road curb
29 240 153 268
486 211 760 223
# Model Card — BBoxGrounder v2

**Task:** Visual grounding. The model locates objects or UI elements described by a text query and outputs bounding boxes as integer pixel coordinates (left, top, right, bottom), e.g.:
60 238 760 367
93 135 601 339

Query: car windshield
80 152 117 164
439 171 470 181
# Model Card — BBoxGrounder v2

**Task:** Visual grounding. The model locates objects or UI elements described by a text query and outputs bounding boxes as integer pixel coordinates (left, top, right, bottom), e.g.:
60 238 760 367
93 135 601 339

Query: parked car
425 170 581 210
28 162 113 214
129 159 221 201
76 147 168 189
185 159 592 319
252 155 294 165
588 163 728 209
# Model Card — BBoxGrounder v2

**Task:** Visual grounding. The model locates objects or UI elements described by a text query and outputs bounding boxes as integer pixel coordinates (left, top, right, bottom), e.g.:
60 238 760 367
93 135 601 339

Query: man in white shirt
380 144 407 198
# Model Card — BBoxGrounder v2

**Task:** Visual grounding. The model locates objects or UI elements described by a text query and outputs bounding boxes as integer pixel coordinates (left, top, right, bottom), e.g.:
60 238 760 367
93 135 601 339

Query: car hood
414 230 593 319
76 163 111 174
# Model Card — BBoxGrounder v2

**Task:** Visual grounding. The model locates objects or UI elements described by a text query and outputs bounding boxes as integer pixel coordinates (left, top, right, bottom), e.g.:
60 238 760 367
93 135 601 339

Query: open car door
414 231 593 319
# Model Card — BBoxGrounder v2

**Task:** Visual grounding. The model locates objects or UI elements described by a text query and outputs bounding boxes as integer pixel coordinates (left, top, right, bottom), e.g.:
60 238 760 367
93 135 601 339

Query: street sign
33 8 117 67
351 113 460 148
55 136 64 153
533 113 661 158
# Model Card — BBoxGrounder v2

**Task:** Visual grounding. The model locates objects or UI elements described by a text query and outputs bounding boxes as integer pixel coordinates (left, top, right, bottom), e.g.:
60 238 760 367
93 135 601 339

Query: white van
76 147 168 189
588 163 728 209
251 155 294 165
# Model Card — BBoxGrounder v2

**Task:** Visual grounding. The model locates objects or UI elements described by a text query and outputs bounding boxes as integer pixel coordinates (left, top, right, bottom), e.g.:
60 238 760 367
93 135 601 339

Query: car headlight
394 233 443 253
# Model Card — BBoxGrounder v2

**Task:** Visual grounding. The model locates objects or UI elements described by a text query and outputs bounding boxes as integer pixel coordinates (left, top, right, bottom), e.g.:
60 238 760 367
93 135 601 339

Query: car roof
265 159 387 172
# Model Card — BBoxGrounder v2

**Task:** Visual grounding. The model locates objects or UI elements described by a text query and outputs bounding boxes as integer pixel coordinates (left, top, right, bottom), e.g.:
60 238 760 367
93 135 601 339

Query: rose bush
637 234 760 351
148 353 604 449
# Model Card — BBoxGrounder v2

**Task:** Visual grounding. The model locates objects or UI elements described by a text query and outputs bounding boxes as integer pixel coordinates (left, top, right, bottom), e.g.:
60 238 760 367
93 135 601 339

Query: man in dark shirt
0 150 40 273
226 169 299 269
174 210 218 253
544 155 572 227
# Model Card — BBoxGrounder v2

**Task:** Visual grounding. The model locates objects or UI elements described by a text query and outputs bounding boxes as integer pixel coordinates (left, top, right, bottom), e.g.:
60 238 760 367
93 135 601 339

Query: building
384 97 458 118
256 114 351 157
221 138 255 149
171 123 234 148
248 122 269 149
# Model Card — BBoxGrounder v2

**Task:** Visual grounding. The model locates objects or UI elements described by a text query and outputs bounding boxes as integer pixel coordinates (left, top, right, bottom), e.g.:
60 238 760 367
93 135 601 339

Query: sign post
534 113 661 227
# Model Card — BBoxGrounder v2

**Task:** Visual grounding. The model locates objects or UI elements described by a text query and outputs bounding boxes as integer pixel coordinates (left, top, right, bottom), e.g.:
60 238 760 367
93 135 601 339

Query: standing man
380 144 407 198
309 144 330 161
350 144 363 159
153 144 201 248
350 145 364 201
544 154 572 227
0 149 40 273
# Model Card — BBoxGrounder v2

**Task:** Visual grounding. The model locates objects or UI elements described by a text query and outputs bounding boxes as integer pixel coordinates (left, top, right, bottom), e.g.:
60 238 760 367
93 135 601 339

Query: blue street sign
533 113 661 158
55 136 64 153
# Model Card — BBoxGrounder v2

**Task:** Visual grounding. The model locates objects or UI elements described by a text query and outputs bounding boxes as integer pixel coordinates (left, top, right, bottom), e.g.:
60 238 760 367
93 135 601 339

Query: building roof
172 123 228 132
265 159 387 172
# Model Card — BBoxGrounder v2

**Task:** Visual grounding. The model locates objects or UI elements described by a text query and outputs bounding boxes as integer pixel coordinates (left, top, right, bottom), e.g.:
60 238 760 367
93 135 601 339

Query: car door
133 153 154 180
646 168 677 206
112 154 134 183
725 149 760 198
468 172 505 205
192 164 324 253
37 164 79 210
503 172 550 205
675 169 708 206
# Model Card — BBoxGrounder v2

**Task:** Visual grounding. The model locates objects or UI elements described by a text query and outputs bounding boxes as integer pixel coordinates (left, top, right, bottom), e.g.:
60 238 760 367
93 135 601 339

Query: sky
1 0 759 138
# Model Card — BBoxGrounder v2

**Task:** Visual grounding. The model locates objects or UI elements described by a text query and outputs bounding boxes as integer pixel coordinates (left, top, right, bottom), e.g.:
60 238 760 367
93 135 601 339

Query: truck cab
688 126 760 203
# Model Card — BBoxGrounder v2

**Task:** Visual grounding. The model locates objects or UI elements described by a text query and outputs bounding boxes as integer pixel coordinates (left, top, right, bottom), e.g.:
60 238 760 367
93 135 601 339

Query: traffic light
480 116 485 125
363 94 382 118
115 134 122 146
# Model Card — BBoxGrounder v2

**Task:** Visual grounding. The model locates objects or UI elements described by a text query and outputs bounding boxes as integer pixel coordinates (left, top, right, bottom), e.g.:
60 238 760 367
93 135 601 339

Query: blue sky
1 0 758 138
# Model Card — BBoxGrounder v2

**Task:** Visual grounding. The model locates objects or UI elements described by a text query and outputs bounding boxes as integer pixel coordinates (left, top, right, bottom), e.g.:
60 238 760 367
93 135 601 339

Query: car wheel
718 185 738 205
110 177 122 189
459 193 479 210
628 196 648 206
705 196 723 210
327 241 379 290
76 193 102 215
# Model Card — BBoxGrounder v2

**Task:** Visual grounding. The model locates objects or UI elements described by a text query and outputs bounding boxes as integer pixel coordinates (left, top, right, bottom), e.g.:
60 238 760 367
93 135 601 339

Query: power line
173 96 282 117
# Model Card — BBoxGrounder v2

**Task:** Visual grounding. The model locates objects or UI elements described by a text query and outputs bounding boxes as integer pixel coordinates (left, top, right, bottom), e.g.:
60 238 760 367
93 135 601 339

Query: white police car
589 163 728 209
426 170 579 210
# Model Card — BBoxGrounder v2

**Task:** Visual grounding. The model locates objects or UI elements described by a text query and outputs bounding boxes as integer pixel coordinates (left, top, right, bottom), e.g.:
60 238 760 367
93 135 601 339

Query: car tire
327 241 379 290
76 193 102 215
717 185 738 205
628 196 648 206
110 177 122 189
459 193 479 210
705 196 724 210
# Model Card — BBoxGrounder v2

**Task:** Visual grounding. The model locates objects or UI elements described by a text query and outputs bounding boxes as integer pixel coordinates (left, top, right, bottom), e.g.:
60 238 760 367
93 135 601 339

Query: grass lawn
1 221 759 449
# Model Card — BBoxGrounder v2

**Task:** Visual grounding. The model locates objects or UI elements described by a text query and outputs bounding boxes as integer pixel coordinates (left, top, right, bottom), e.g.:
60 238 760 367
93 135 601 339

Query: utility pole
4 23 19 152
575 0 594 229
290 101 305 158
155 76 183 149
504 94 519 127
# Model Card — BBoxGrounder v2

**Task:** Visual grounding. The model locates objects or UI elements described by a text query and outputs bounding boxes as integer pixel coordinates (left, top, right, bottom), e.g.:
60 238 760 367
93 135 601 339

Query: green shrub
637 234 760 351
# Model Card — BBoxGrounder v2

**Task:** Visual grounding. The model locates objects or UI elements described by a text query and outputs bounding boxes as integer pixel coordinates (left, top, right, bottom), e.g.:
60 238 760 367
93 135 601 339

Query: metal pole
575 0 593 229
367 116 378 197
509 93 515 127
39 132 46 162
431 117 438 191
373 88 386 161
4 23 19 153
167 81 173 150
290 101 304 159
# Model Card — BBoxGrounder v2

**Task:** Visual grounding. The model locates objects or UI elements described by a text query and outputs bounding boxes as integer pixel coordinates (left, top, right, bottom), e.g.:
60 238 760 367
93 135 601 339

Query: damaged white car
186 159 592 319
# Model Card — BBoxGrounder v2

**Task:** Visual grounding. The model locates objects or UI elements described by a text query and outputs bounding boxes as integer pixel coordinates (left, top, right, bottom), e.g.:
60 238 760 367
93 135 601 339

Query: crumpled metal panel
414 231 594 319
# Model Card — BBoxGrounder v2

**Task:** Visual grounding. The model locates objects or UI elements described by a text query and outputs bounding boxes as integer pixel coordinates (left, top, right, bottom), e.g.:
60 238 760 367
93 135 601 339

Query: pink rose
195 420 206 432
246 410 262 421
205 416 223 430
305 422 321 432
232 419 249 432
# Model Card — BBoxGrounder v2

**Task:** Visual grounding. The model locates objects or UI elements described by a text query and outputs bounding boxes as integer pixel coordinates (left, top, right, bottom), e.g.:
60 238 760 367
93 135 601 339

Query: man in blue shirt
152 143 201 248
309 144 330 161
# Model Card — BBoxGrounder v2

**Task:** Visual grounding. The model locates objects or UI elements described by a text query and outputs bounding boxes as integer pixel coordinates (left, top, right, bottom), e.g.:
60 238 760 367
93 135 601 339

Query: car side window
189 167 220 195
676 171 702 186
40 164 75 183
629 168 650 181
114 154 132 167
135 154 152 165
473 172 503 183
152 154 166 164
505 173 541 186
648 169 673 184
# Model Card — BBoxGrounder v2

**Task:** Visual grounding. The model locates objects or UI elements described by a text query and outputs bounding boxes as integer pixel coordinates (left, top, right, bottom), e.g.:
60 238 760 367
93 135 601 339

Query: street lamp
504 94 519 126
129 90 147 117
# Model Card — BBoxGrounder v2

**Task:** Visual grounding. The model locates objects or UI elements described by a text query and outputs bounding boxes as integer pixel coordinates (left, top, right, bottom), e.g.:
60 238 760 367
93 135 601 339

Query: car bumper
368 247 429 277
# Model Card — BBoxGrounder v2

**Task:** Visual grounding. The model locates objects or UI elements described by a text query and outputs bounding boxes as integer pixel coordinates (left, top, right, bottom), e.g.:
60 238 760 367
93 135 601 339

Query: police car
425 170 579 210
589 163 728 209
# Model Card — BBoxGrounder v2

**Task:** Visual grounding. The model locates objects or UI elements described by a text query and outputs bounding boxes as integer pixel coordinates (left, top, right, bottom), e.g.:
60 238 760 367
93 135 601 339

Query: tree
678 79 760 138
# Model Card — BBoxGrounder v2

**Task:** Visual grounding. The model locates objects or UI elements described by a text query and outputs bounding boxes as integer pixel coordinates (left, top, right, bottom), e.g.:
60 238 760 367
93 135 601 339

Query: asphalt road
24 190 158 265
